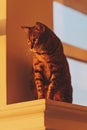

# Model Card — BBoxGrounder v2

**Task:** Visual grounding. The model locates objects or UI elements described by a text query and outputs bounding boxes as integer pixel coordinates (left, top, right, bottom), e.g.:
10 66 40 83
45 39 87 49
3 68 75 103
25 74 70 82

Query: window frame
54 0 87 63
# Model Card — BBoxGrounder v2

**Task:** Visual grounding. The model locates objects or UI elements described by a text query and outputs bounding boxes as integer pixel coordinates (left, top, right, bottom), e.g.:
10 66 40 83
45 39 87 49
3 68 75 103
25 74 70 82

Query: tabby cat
22 22 73 103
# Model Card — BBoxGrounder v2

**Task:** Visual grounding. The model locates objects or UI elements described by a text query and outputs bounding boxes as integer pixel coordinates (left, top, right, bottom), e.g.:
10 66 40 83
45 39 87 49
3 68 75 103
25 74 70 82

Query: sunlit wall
53 1 87 106
0 0 6 106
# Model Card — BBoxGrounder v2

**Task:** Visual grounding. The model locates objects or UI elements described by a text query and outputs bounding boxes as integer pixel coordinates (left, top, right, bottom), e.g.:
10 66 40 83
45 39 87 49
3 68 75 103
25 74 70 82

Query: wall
0 0 6 106
7 0 53 104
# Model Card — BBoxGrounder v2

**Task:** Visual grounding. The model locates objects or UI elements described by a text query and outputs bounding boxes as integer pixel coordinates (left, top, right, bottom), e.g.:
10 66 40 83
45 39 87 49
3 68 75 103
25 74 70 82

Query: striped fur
22 22 73 103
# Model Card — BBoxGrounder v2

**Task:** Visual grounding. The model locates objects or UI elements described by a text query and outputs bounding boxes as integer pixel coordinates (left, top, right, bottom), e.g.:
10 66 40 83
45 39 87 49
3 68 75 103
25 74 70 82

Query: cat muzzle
27 40 32 49
31 39 38 49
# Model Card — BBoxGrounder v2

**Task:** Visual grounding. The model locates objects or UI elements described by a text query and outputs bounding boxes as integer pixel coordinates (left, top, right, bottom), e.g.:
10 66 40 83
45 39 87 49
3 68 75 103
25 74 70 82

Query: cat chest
43 63 52 79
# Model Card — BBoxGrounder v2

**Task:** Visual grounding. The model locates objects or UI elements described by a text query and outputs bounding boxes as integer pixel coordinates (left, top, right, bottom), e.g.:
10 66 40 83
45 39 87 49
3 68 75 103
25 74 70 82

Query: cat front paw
36 85 44 99
46 92 53 100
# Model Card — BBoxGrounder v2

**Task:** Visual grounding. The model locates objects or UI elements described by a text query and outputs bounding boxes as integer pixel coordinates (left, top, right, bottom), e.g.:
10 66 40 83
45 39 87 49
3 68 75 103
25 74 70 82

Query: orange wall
0 0 6 106
7 0 53 104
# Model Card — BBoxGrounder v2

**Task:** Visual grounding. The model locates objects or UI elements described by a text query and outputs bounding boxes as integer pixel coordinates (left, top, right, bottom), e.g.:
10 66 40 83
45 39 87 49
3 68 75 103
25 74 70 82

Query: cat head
21 22 46 52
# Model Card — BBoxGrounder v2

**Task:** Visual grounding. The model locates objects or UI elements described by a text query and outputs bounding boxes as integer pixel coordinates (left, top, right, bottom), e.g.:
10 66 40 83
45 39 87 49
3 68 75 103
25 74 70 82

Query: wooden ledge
0 99 87 130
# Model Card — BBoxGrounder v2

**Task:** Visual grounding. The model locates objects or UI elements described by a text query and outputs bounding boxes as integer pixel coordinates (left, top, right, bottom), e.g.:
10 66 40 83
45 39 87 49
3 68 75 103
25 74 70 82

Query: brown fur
22 22 73 103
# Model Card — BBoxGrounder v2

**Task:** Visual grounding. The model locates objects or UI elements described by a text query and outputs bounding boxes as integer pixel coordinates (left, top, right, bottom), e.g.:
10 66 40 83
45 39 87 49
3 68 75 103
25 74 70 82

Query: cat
21 22 73 103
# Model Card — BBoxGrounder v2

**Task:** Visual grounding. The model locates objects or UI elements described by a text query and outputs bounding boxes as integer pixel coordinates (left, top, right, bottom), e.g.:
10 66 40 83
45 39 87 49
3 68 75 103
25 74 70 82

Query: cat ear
35 22 45 32
21 26 30 34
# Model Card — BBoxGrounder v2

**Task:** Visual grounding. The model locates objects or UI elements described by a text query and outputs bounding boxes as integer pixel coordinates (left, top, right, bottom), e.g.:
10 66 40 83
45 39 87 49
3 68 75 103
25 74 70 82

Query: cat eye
27 40 31 45
27 40 30 43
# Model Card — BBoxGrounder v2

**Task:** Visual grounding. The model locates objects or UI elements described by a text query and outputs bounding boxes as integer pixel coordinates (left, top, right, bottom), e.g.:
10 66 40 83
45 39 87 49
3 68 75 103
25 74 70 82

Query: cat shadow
7 55 35 104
